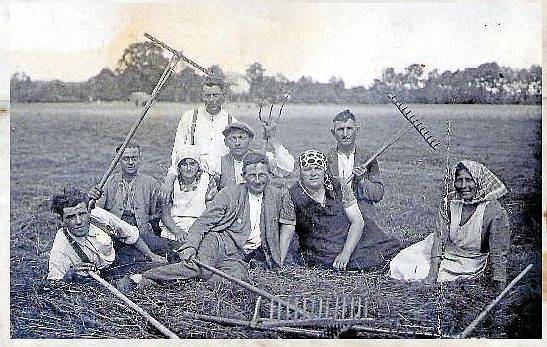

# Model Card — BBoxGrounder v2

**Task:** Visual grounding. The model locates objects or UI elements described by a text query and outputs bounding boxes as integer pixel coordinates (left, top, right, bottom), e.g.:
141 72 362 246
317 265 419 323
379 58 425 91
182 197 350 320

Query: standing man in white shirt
161 74 237 199
324 109 385 224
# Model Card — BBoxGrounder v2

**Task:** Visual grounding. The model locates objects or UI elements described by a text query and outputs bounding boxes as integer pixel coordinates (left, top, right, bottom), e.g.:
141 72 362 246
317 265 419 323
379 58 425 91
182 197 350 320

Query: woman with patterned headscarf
160 145 217 244
389 160 510 291
282 150 400 271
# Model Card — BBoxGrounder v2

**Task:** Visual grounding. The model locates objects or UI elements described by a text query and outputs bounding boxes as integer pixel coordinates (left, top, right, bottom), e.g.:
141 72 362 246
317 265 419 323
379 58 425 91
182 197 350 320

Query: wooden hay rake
179 286 443 338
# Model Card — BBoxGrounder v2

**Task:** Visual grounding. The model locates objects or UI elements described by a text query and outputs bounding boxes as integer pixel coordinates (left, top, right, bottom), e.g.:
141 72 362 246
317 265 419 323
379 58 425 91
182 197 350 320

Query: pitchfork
257 82 299 152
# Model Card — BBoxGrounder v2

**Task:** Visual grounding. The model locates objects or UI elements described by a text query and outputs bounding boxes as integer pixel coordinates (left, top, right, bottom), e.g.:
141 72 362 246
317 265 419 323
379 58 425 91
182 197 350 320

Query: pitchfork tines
258 82 299 126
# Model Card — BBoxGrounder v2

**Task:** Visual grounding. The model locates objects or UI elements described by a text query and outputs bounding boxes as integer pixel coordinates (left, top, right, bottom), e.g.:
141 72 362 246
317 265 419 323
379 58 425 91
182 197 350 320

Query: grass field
10 101 541 338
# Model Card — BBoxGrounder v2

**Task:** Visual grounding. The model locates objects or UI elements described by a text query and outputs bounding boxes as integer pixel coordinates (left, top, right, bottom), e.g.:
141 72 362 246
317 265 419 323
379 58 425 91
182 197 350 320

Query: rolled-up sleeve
268 145 295 176
47 231 74 280
47 250 71 280
91 207 139 245
279 188 296 226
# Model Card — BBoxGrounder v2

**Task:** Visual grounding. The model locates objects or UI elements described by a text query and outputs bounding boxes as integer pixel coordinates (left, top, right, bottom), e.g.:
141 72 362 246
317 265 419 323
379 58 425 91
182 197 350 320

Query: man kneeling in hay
118 152 297 290
47 188 166 281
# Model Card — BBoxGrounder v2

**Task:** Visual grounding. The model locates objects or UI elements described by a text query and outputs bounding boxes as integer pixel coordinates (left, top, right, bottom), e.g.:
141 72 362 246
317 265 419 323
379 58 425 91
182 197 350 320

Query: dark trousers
114 211 172 264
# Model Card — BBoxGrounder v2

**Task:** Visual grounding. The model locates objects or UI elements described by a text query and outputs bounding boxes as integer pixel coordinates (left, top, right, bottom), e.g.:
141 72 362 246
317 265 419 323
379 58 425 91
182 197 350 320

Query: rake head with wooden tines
252 293 442 338
387 93 440 151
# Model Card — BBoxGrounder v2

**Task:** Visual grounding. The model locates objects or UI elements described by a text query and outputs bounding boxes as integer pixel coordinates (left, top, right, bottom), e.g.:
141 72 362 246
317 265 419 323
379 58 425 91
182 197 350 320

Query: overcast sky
7 1 542 88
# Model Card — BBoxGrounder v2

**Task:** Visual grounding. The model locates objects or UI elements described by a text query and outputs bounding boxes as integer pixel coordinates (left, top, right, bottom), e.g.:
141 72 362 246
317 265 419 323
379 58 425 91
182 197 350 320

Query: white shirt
244 192 263 252
47 207 139 280
337 150 355 185
233 159 244 184
171 174 210 218
268 144 295 175
169 106 238 175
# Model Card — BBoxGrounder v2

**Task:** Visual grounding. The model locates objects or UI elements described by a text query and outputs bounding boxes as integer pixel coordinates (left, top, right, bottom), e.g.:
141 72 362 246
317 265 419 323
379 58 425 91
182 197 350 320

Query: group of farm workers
47 74 511 294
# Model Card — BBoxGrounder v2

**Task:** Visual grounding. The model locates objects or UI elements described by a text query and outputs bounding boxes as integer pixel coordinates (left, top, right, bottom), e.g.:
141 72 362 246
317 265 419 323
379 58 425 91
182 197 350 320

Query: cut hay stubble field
10 102 541 338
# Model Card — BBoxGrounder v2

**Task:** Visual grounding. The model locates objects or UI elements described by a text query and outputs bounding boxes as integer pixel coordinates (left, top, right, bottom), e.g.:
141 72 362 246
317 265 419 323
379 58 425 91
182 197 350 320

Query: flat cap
222 121 255 138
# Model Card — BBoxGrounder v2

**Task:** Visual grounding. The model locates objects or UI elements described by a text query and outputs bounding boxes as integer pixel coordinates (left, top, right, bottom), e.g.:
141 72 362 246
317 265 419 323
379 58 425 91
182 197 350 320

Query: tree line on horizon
10 41 542 105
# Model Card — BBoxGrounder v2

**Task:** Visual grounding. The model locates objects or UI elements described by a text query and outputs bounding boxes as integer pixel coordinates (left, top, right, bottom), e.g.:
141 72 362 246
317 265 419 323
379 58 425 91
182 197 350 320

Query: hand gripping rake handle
191 258 314 319
87 271 179 338
387 93 440 150
144 33 210 75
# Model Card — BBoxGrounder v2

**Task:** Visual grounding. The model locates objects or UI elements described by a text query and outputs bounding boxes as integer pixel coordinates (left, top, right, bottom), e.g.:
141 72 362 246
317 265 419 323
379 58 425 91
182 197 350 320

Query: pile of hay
11 202 540 339
12 260 530 339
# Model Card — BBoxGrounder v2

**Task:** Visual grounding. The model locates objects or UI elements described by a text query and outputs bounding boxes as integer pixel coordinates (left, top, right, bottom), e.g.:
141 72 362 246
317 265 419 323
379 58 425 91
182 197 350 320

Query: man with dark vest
117 152 296 290
218 121 294 191
325 109 385 224
161 74 238 200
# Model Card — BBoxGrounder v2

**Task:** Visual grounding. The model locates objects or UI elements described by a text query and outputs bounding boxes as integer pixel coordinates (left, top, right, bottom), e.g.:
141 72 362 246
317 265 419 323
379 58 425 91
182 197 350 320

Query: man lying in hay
118 151 297 290
47 187 167 281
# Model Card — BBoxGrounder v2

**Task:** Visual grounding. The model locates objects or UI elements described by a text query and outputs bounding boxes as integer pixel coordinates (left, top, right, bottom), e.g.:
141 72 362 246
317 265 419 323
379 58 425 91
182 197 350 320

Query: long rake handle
96 50 179 191
144 33 209 75
88 271 179 339
97 102 155 190
348 124 414 182
455 263 533 338
191 258 313 318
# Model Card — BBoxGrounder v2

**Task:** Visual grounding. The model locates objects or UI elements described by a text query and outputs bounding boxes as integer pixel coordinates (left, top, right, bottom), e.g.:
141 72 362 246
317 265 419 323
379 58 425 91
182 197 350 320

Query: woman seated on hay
159 146 217 244
389 160 510 291
281 150 401 271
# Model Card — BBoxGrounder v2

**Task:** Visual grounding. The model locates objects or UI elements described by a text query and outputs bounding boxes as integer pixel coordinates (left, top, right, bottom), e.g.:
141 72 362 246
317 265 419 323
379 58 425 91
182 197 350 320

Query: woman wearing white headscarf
389 160 510 290
160 145 217 243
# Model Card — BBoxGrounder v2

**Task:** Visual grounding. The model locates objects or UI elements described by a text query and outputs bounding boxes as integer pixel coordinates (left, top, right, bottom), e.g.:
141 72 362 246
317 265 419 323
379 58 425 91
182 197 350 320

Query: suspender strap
190 108 198 145
62 228 92 264
90 216 114 236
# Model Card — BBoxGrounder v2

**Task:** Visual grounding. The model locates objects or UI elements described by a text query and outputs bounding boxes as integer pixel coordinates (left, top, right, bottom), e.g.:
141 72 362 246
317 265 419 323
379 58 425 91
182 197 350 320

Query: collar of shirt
199 105 226 122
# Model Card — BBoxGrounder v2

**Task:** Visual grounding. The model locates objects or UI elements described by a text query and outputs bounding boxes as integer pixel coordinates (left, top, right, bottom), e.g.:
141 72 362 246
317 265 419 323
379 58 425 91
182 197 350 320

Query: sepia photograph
5 0 543 342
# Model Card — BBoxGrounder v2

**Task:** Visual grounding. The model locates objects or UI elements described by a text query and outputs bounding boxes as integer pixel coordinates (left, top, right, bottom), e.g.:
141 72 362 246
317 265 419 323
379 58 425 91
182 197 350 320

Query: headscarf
453 160 507 204
174 145 202 168
298 150 333 190
299 150 328 171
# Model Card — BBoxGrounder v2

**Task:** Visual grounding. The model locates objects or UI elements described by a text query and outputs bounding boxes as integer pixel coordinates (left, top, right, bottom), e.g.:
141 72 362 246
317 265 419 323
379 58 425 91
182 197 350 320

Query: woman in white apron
160 145 217 243
389 160 510 291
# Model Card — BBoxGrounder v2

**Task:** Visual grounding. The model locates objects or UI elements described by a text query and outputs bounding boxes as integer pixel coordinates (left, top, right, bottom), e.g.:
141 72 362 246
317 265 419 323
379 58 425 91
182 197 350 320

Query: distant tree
245 62 267 100
116 41 169 97
10 72 32 102
87 68 122 101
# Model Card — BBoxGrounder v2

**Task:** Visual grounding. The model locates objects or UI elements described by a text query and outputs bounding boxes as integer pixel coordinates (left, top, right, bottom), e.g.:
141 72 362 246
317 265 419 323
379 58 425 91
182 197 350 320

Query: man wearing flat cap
218 121 295 190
